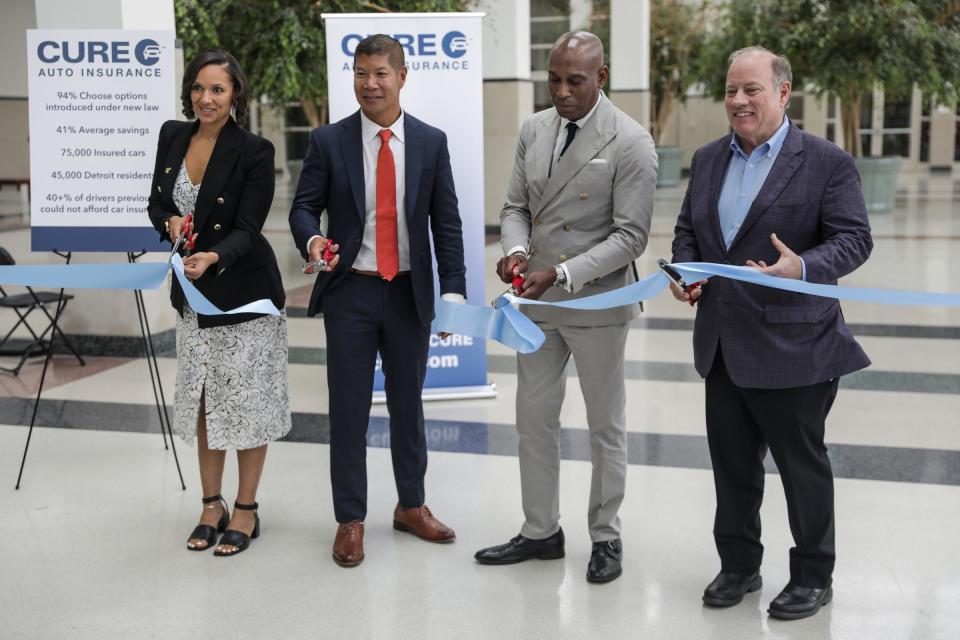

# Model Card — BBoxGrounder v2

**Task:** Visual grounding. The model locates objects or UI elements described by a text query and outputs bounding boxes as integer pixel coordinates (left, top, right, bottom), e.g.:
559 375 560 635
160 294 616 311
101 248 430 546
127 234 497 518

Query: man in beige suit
474 31 657 583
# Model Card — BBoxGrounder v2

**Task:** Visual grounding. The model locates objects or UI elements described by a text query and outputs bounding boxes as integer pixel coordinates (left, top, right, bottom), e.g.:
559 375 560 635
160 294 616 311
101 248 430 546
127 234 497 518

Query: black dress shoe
586 539 622 583
474 528 565 565
768 583 833 620
702 571 762 607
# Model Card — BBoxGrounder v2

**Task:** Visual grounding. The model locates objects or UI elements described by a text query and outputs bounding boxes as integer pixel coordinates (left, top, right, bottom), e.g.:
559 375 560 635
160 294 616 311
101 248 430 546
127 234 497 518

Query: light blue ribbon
672 262 960 307
0 255 281 316
0 261 169 290
437 295 545 353
169 255 281 316
437 262 960 353
4 258 957 346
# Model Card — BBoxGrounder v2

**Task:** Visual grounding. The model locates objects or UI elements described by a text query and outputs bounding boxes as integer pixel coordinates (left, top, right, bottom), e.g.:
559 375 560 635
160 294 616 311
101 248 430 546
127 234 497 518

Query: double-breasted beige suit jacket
500 94 658 326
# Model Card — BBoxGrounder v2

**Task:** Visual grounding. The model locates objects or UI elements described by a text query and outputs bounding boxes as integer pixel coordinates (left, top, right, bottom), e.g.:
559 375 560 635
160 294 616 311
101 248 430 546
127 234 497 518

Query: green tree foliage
174 0 467 128
649 0 711 145
699 0 960 157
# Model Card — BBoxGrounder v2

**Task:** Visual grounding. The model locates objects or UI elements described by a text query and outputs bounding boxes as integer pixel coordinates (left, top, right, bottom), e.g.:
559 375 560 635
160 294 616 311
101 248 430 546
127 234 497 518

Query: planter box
655 146 684 188
855 156 902 212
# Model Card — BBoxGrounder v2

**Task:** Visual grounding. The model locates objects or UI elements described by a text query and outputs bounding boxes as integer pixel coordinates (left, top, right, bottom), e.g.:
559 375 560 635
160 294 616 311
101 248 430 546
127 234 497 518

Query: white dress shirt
551 93 602 171
507 94 604 292
354 109 410 272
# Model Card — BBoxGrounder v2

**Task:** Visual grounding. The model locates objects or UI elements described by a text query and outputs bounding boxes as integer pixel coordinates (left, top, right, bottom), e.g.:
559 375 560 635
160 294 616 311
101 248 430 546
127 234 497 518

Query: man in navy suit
289 34 466 567
671 47 872 619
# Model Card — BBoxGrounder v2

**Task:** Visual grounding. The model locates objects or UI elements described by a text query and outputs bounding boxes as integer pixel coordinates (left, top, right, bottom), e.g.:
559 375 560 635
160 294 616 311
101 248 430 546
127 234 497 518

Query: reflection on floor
1 172 959 639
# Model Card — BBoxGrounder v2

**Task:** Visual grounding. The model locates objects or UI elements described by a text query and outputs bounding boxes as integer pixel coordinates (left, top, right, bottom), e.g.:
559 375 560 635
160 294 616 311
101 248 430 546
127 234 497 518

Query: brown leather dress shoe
332 521 364 567
392 504 456 543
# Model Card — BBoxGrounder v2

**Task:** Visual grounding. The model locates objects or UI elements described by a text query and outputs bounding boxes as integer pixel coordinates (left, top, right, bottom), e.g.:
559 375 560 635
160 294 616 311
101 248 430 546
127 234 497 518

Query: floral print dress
171 161 291 450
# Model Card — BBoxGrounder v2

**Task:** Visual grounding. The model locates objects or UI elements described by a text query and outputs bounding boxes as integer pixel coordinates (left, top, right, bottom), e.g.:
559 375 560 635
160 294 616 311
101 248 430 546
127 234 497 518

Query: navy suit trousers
322 272 430 523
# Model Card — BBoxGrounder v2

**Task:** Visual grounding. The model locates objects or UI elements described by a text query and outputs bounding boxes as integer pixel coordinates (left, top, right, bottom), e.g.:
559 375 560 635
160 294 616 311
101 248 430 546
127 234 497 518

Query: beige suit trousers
516 320 629 542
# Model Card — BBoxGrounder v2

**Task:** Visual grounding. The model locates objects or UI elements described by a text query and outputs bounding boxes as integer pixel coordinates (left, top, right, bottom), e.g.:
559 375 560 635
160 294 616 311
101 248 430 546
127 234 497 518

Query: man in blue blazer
671 47 872 620
289 34 466 567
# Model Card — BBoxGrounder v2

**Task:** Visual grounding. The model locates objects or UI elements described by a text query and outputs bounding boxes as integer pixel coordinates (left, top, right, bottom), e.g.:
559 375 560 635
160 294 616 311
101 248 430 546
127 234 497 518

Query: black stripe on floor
3 397 958 487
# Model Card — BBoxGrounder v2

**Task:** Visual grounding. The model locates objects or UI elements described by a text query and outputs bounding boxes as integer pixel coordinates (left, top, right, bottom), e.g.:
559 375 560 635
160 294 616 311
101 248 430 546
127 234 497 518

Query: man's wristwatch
553 265 567 288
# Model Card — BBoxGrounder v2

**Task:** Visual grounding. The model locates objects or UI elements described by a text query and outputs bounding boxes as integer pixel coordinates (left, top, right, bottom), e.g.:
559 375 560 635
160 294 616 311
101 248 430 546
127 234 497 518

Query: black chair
0 247 85 375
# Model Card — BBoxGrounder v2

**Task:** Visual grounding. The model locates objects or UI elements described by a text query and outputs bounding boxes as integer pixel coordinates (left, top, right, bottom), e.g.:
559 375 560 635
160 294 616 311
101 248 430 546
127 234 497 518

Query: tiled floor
1 171 959 639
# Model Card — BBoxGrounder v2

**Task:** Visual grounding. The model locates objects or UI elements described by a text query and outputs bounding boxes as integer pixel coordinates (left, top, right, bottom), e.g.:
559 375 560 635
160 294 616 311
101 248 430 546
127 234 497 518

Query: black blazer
147 118 285 328
288 110 466 326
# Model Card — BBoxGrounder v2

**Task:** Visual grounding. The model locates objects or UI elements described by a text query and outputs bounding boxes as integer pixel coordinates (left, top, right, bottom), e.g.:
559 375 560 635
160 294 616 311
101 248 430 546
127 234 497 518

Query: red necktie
376 129 399 281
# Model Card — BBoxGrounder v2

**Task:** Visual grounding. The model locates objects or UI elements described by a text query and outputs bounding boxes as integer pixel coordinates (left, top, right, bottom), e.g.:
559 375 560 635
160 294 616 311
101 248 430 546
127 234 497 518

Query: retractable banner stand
26 30 175 251
322 13 493 401
16 30 186 492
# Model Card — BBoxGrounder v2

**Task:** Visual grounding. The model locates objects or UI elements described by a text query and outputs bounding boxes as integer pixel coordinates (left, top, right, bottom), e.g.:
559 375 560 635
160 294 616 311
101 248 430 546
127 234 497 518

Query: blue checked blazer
672 123 872 389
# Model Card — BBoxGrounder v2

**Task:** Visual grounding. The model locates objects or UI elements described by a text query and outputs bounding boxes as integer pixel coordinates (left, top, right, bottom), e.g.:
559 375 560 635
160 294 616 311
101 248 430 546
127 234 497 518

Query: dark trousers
322 272 430 523
705 348 839 588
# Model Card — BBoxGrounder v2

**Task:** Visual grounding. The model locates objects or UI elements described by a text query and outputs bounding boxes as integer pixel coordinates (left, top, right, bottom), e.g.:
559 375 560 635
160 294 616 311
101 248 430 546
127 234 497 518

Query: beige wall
930 107 957 169
801 90 828 139
609 90 651 131
0 99 30 179
1 0 34 180
0 0 34 98
657 94 730 165
483 80 534 227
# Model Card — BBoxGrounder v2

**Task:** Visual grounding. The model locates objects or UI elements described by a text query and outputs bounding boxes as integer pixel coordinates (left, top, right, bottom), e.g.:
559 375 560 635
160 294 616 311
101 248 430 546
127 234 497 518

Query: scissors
657 258 705 306
302 238 336 274
168 232 185 263
491 273 526 306
168 213 195 263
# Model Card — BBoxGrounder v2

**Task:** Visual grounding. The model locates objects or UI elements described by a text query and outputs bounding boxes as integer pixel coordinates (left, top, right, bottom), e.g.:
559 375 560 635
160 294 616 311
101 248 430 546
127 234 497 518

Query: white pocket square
588 158 607 164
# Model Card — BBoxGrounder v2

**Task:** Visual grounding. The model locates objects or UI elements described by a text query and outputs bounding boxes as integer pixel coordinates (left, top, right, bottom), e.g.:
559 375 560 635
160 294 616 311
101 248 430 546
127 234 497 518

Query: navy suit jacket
672 124 872 389
289 110 466 326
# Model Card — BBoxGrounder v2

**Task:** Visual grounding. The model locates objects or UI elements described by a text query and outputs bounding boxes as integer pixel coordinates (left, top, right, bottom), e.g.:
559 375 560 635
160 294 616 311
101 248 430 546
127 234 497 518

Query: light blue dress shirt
717 117 804 279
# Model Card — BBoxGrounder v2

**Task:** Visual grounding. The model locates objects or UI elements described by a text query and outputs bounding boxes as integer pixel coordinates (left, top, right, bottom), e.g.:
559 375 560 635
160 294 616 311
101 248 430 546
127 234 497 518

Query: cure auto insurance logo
339 30 471 71
37 38 163 65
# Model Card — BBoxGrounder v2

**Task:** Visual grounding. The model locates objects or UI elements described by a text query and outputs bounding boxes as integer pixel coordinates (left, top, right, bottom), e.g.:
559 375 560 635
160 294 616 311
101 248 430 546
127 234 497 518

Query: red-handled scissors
491 272 526 306
302 238 336 274
168 213 194 261
184 212 196 251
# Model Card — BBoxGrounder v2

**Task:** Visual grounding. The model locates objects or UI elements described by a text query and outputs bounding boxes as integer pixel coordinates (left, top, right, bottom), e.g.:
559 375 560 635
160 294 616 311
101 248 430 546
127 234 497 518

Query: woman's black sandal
187 495 229 551
214 502 260 557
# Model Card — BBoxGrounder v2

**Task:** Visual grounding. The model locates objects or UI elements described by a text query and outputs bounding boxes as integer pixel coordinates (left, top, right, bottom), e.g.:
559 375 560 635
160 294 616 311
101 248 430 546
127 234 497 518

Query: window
880 97 911 158
919 98 932 163
825 96 840 144
529 1 610 113
786 90 804 128
955 102 960 162
858 92 873 153
919 121 931 162
284 103 312 162
531 1 569 112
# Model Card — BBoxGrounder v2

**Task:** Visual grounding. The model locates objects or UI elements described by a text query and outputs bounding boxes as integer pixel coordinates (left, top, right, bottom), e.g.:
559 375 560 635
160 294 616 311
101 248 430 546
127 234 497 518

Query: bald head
549 31 605 70
547 31 608 121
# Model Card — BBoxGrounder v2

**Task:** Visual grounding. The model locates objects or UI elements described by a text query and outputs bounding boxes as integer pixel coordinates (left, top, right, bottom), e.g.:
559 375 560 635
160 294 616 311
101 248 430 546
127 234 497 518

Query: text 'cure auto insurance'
27 30 175 251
